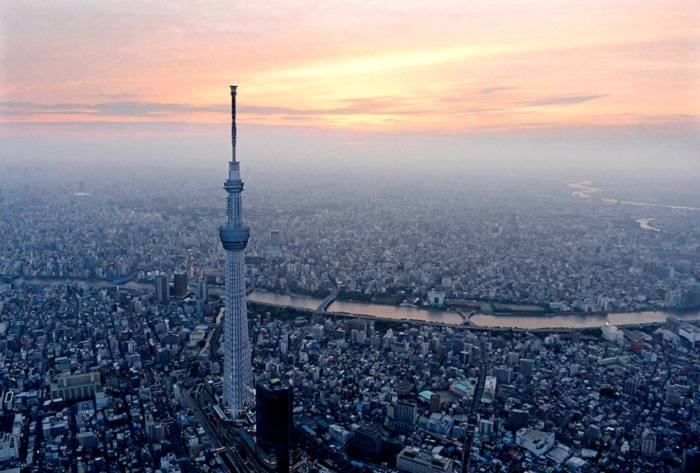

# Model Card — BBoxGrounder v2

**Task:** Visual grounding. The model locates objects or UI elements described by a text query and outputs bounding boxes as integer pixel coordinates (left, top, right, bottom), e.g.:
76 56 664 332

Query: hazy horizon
2 0 699 184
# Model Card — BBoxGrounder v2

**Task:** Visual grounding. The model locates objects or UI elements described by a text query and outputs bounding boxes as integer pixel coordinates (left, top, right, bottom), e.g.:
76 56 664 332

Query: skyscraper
197 277 208 301
154 274 169 304
219 85 253 412
173 271 188 298
256 378 292 473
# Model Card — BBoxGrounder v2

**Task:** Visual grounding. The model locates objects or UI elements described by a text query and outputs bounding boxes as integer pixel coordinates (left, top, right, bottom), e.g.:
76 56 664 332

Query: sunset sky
1 0 699 172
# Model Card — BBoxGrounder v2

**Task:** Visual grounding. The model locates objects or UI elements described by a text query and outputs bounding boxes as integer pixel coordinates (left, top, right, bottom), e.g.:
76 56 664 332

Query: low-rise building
515 428 555 456
396 446 454 473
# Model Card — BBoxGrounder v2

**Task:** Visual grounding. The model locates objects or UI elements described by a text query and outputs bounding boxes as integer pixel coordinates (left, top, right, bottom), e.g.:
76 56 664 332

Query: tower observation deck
219 85 253 412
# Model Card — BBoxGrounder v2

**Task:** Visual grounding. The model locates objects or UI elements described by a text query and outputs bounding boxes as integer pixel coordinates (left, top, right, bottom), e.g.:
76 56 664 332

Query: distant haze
2 124 698 183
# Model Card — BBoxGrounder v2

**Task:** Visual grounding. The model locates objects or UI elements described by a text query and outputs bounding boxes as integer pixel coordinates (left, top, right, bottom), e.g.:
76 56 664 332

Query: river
470 308 700 329
328 299 462 324
13 278 700 330
247 291 324 311
570 181 700 212
245 291 700 329
246 291 463 324
635 217 660 232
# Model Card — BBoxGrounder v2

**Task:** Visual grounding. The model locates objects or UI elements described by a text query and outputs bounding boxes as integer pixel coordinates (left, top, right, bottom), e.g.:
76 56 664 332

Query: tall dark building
393 400 417 435
155 274 169 304
173 271 188 298
352 425 382 461
256 378 292 473
429 393 442 414
507 408 530 431
682 449 700 473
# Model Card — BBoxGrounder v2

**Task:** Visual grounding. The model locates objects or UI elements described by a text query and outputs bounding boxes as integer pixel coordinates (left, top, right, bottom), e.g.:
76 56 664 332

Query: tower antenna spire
219 85 253 412
230 85 237 165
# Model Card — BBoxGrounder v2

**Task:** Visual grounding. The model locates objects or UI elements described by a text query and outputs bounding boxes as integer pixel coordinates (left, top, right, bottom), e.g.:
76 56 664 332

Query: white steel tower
219 85 253 412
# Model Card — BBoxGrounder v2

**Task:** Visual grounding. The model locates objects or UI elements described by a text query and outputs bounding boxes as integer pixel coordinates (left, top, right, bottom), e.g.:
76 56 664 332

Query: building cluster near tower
217 87 294 471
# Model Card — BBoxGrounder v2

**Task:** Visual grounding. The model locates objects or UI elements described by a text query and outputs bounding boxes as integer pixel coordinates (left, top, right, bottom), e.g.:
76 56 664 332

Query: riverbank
7 277 700 330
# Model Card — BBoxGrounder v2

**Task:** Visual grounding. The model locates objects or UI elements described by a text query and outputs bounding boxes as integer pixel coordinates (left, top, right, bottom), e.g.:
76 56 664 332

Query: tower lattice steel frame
219 85 253 412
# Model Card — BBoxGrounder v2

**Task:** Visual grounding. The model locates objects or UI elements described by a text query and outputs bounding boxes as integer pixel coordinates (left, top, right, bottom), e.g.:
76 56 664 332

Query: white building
329 424 353 444
479 418 495 436
427 290 446 307
481 376 497 404
0 414 21 462
310 324 325 339
601 324 624 344
397 446 454 473
678 324 700 347
427 413 453 436
450 378 476 399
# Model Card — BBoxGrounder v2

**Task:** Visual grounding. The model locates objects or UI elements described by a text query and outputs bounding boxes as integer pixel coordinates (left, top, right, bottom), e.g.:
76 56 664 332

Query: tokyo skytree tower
219 85 253 412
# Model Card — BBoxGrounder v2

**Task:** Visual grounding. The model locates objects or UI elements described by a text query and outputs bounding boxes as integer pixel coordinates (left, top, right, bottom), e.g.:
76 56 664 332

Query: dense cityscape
1 165 699 314
1 278 699 473
1 152 700 473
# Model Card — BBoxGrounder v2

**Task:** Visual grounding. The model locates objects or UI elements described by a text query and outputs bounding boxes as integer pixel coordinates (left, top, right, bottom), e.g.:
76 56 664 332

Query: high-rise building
154 274 169 304
519 358 534 377
219 85 253 412
495 366 514 384
429 393 441 414
394 400 418 435
173 271 188 298
270 230 283 248
641 428 656 457
584 425 601 446
682 449 700 473
197 278 208 301
479 418 495 436
507 352 520 365
624 377 641 396
352 425 382 461
256 378 292 473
